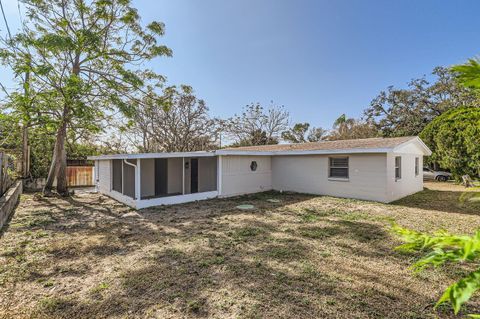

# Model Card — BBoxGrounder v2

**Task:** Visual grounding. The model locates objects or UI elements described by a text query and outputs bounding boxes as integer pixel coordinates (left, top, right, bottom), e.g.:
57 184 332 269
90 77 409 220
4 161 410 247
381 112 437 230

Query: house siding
386 152 424 202
272 154 389 202
98 160 111 193
220 155 272 197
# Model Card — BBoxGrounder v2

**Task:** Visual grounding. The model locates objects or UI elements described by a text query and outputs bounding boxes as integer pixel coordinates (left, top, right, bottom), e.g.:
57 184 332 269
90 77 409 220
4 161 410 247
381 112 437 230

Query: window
395 156 401 180
329 157 349 179
415 157 419 176
250 161 258 171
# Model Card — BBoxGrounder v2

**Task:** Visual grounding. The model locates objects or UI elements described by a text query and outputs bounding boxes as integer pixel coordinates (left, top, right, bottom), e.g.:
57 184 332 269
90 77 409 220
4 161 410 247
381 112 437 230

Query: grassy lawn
1 182 480 318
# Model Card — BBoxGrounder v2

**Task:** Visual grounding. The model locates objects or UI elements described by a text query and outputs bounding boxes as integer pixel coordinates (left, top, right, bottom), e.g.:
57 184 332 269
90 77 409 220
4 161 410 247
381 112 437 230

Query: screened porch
110 153 218 208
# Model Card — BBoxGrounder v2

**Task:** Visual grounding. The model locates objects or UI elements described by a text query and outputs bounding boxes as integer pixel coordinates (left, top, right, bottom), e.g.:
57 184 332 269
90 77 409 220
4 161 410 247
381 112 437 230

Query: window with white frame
415 157 419 176
329 157 349 179
395 156 402 180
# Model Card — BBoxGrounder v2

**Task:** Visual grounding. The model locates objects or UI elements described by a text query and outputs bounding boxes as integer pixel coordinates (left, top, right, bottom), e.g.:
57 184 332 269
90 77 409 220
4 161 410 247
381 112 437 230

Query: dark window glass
329 157 349 178
395 156 402 180
415 157 419 176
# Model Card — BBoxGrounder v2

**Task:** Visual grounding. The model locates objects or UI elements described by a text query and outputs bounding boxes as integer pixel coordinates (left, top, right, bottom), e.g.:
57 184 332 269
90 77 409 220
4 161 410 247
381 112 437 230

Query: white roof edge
87 151 216 161
88 137 432 160
215 150 274 156
392 136 432 156
216 147 393 156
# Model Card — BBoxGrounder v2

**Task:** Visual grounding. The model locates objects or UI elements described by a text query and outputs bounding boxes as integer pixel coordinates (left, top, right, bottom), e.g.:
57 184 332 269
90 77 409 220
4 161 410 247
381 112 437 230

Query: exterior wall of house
386 149 424 202
140 159 155 198
97 160 111 194
199 157 217 192
271 154 390 202
220 155 272 197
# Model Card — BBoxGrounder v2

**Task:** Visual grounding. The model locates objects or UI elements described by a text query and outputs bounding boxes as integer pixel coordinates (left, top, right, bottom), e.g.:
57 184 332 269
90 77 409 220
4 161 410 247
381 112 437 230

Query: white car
423 167 452 182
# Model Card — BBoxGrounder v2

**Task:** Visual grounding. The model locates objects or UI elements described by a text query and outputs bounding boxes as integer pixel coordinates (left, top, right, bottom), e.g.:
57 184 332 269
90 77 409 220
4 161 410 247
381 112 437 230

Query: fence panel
0 153 15 196
67 166 94 187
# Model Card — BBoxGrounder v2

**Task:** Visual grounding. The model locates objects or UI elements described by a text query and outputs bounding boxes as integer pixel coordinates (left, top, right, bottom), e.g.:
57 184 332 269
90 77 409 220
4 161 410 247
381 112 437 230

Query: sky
1 0 480 129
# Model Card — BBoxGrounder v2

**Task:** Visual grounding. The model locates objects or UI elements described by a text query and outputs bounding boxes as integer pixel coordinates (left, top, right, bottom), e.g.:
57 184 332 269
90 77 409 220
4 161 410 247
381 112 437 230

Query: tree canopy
364 67 479 137
125 85 221 152
327 114 378 141
420 107 480 179
0 0 171 195
281 122 327 143
226 103 289 146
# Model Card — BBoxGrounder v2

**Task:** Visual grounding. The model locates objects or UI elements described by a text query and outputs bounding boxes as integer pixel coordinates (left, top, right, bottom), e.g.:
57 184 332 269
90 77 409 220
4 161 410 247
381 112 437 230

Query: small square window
395 156 402 180
415 157 419 176
329 157 349 179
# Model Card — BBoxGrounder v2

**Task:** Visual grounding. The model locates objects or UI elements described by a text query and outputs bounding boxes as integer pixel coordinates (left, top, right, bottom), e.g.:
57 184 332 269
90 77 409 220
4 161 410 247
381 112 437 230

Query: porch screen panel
112 159 122 192
123 159 136 198
155 158 168 196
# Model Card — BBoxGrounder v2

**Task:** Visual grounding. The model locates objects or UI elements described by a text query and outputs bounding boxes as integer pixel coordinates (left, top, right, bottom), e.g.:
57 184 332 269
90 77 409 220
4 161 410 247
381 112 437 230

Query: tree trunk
22 68 30 179
44 56 79 196
43 119 68 196
21 124 29 178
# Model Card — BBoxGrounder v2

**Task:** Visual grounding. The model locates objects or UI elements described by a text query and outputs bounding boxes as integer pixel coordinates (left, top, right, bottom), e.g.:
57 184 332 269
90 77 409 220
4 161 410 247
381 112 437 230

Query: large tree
281 122 327 143
327 114 378 140
420 107 480 179
126 85 221 152
364 67 479 137
0 0 171 195
226 102 289 146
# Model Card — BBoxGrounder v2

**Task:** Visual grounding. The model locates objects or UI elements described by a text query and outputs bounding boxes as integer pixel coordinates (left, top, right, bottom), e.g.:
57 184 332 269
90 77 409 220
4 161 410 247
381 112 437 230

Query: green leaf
435 268 480 314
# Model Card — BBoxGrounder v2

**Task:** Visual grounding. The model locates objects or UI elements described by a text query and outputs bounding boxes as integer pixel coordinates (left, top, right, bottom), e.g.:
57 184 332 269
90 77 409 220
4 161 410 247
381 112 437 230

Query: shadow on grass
392 187 480 216
30 215 435 319
7 189 472 318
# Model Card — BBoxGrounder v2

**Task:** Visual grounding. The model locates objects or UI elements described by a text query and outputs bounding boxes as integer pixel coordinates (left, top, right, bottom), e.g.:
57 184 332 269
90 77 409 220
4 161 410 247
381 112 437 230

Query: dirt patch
0 183 479 318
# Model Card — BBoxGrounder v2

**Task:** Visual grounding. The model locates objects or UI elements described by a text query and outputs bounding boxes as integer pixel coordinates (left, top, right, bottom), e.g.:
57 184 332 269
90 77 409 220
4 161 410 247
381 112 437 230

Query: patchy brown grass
1 182 479 318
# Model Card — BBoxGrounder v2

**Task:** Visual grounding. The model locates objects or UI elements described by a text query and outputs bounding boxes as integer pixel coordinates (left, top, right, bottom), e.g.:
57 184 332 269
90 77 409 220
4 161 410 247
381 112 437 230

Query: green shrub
420 106 480 180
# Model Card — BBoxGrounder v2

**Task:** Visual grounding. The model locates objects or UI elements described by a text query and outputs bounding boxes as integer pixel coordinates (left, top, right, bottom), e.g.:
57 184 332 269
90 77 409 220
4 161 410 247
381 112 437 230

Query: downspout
182 157 185 195
94 160 99 192
217 155 222 197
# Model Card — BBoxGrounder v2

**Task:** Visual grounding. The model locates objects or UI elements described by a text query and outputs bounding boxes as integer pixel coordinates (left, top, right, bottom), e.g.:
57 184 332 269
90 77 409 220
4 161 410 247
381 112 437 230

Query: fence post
0 153 4 196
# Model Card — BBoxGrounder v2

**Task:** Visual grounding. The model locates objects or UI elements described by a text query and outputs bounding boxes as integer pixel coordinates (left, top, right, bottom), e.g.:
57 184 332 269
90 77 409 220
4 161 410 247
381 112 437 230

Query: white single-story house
87 136 432 209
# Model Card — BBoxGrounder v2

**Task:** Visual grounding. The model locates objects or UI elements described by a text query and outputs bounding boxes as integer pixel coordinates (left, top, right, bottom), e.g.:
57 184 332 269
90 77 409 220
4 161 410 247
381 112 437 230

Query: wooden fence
0 153 15 197
67 166 94 187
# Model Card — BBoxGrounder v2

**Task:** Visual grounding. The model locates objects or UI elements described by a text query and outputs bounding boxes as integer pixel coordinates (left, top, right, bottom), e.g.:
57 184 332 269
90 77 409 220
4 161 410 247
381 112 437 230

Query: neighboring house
88 136 431 209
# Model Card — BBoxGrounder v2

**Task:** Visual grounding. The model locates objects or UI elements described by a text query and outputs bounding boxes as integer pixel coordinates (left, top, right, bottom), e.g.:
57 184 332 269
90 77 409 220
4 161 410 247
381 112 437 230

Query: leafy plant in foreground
392 224 480 316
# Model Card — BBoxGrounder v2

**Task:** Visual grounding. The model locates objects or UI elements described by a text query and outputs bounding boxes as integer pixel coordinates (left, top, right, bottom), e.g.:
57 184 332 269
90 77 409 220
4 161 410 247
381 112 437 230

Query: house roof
217 136 432 156
221 136 415 152
88 136 431 160
88 151 216 161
